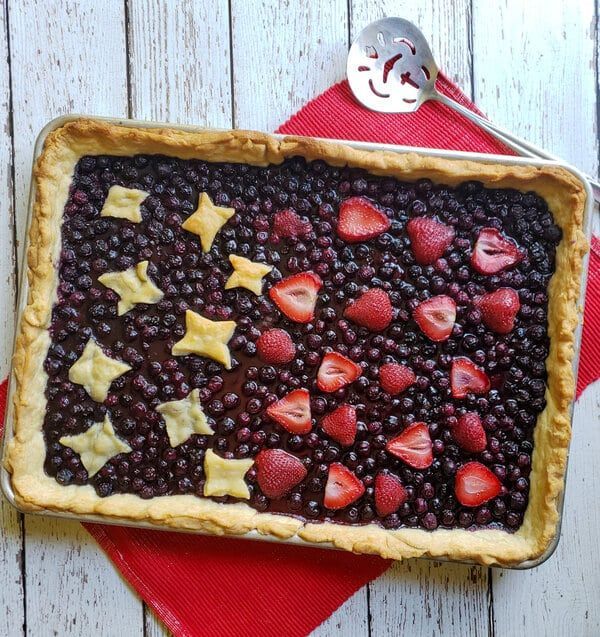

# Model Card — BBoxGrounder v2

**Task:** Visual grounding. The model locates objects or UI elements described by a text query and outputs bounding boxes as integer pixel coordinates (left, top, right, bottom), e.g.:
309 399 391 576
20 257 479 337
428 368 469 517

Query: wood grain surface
0 1 598 636
7 2 138 635
231 0 349 131
0 2 23 636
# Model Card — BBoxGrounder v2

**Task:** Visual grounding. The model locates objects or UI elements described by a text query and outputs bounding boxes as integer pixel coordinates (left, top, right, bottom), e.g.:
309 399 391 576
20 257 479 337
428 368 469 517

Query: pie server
347 17 600 203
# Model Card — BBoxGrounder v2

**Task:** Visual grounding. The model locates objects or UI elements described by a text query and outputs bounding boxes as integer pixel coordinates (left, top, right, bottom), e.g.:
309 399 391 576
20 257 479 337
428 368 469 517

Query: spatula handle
433 92 600 203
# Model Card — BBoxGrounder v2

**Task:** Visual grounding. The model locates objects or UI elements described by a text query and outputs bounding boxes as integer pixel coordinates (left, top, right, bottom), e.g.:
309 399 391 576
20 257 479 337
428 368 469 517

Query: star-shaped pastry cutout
69 338 132 403
172 310 237 369
100 185 149 223
156 388 214 447
203 449 253 499
225 255 273 296
181 192 235 252
59 414 132 476
98 260 164 315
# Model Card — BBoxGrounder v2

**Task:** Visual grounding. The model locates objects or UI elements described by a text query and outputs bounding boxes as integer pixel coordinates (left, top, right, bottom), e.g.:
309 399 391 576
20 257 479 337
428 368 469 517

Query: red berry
273 208 312 239
317 352 362 393
450 357 491 399
323 463 365 510
269 271 322 323
413 295 456 342
454 461 502 507
374 471 408 516
344 288 393 331
407 217 455 265
453 413 487 453
320 404 357 447
379 363 416 395
255 449 307 499
386 422 433 469
336 196 390 243
476 288 520 334
266 389 312 434
471 227 524 275
257 328 296 364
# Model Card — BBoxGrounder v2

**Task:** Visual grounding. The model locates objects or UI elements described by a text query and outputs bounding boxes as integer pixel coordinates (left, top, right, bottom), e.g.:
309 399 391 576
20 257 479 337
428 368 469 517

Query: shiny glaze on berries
44 153 559 532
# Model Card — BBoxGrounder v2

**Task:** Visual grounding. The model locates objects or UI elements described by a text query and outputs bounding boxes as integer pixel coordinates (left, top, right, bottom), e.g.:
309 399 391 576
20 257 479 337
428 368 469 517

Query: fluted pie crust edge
4 119 588 566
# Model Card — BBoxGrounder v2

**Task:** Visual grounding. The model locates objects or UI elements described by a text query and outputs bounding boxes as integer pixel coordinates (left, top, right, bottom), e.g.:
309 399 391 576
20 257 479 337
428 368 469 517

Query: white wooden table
1 1 598 635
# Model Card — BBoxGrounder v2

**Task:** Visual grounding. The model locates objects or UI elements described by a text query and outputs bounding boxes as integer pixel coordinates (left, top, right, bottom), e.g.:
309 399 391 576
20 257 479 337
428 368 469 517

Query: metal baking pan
1 114 594 569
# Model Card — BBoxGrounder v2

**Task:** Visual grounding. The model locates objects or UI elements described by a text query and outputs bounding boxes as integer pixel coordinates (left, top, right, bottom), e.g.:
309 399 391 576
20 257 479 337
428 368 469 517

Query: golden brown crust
4 118 588 566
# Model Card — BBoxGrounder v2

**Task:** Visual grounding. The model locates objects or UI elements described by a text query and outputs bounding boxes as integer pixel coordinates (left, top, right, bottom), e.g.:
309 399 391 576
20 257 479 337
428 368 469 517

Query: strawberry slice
323 463 365 510
379 363 416 395
273 209 313 239
317 352 362 392
269 271 322 323
266 388 312 434
343 288 393 331
320 404 357 447
475 288 521 334
454 461 502 507
407 217 455 265
374 471 408 517
453 412 487 453
337 196 391 243
257 328 296 364
413 295 456 342
471 227 524 275
450 357 491 399
255 449 307 499
386 422 433 469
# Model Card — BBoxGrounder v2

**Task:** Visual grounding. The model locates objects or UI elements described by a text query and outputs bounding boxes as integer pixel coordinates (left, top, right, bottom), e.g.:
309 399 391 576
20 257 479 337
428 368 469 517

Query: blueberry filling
43 153 560 532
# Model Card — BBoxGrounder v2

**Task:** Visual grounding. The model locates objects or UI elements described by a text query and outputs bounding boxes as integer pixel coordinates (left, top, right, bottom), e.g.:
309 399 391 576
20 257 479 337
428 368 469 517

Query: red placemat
1 75 598 637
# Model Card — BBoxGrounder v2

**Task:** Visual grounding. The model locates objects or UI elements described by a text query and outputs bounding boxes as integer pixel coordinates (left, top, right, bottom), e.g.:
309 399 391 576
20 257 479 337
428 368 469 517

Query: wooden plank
9 0 130 266
0 0 25 633
349 2 491 634
230 0 350 131
311 587 370 637
472 0 598 174
126 2 232 634
23 520 144 637
350 0 474 98
0 0 16 373
230 1 371 631
127 0 231 126
7 1 145 634
228 2 371 633
0 500 24 637
492 385 600 637
370 561 490 637
472 1 599 635
144 606 171 637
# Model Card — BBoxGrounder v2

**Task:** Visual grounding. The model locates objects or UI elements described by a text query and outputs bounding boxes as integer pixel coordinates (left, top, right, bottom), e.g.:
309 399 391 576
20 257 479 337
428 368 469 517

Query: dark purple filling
43 153 560 532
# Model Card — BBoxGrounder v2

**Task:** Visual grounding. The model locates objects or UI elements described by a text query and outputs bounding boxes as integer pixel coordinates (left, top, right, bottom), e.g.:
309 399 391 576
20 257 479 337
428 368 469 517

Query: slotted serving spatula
347 17 600 201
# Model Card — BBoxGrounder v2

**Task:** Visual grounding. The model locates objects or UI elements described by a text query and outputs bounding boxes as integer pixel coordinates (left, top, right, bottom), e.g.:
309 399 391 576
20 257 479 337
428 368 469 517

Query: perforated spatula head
347 17 439 113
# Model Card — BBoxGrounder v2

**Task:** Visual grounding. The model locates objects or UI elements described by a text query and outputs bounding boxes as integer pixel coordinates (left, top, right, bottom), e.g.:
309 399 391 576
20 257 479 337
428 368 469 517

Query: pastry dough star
60 414 132 477
181 192 235 252
98 260 164 315
172 310 237 369
225 254 273 296
69 338 132 403
100 185 149 223
156 388 214 447
203 449 253 499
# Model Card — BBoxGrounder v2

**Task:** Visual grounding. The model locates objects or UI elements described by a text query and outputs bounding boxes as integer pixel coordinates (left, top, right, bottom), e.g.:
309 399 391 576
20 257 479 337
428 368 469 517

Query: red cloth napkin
577 236 600 396
1 75 598 637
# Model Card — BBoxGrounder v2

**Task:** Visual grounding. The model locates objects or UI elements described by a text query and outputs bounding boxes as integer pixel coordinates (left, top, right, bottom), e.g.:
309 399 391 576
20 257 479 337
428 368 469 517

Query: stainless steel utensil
347 17 600 201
